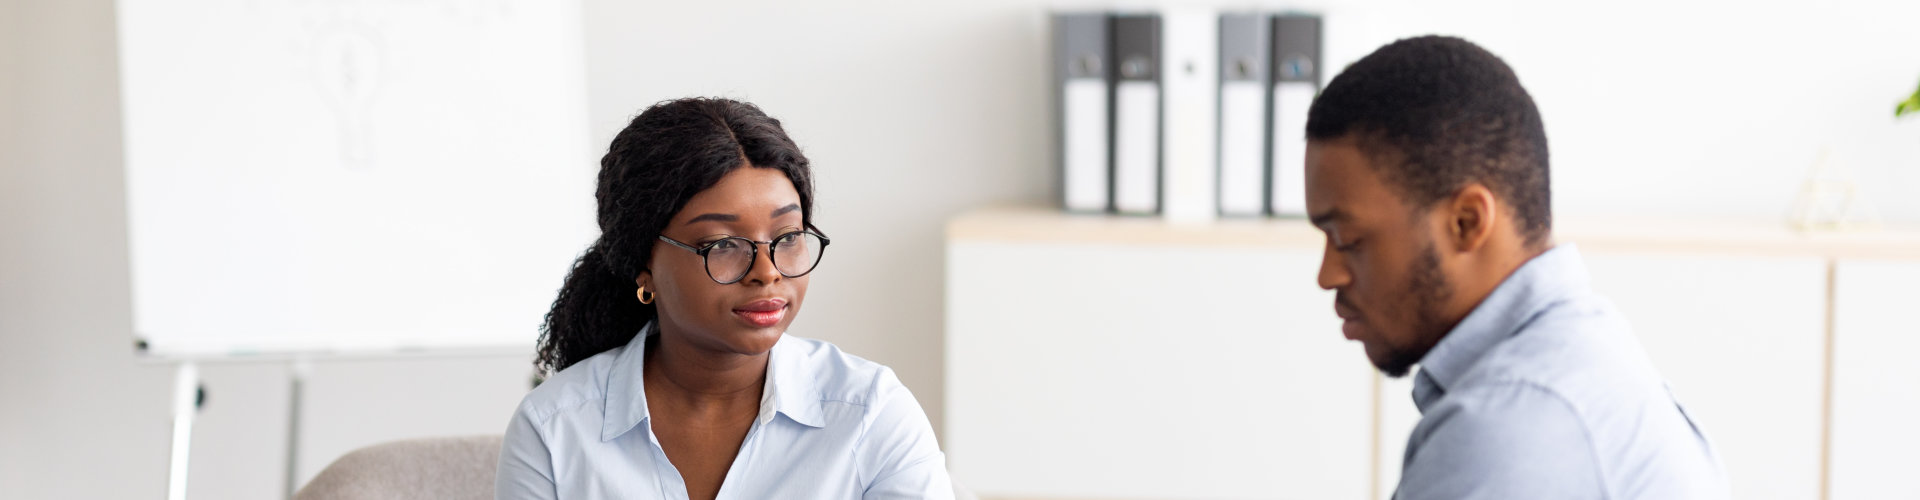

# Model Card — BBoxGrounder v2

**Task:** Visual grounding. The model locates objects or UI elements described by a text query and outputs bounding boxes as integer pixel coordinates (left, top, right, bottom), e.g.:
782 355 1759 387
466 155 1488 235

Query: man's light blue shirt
496 323 953 499
1396 245 1730 499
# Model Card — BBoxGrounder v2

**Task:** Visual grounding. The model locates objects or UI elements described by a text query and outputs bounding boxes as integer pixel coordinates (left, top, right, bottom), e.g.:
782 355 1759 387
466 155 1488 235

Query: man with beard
1302 36 1730 499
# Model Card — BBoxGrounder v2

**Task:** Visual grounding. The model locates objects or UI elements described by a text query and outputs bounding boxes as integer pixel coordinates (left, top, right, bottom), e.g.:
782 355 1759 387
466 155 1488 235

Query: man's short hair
1306 35 1551 244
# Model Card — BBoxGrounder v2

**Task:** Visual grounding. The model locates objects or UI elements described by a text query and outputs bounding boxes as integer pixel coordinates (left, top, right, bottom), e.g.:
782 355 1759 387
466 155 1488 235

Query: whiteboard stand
284 358 312 499
162 356 315 500
146 345 531 499
167 361 198 500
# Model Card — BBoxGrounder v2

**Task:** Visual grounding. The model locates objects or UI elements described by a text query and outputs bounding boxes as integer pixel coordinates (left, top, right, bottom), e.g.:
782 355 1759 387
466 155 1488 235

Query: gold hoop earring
637 286 655 305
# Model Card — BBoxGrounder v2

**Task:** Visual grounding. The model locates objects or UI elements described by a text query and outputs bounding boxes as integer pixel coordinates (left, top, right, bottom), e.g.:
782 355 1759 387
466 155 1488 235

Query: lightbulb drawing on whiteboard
314 27 383 169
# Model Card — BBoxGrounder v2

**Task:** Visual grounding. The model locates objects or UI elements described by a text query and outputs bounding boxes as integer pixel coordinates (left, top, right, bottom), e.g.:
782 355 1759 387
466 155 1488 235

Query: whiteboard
116 0 596 357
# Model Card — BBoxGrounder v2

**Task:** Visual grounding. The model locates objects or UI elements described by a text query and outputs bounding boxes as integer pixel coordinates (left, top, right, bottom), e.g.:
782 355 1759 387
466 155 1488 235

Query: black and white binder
1110 13 1162 216
1054 13 1112 213
1269 14 1322 217
1217 13 1270 217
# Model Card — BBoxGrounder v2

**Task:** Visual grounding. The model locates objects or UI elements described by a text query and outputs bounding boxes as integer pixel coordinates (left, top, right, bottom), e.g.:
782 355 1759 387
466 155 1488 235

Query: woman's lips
734 299 788 328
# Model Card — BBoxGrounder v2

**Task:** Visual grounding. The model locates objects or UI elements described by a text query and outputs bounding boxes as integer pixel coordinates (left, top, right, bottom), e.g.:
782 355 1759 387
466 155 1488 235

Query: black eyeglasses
657 229 831 284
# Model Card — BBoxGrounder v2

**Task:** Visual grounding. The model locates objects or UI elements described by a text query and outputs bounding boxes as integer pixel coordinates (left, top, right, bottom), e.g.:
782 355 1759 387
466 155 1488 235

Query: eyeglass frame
656 229 832 285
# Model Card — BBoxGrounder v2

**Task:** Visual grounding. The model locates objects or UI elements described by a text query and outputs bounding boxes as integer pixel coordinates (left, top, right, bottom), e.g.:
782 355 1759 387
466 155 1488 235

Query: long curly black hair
535 97 814 375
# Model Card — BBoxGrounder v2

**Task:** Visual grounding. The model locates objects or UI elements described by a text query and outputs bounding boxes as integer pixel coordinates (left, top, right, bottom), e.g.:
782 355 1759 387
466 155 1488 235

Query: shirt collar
764 333 825 428
1411 244 1589 412
600 322 824 442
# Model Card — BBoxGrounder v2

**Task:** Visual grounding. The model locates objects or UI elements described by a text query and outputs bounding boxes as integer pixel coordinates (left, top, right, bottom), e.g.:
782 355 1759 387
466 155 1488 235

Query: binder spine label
1062 79 1110 212
1113 80 1161 214
1271 81 1316 215
1219 81 1266 215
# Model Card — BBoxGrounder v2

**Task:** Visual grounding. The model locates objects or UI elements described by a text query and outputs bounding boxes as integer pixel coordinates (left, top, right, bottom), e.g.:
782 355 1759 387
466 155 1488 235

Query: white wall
0 1 173 498
6 0 1920 498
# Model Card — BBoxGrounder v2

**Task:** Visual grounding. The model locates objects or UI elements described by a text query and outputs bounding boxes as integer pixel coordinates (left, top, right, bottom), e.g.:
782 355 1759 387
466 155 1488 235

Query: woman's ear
633 270 660 305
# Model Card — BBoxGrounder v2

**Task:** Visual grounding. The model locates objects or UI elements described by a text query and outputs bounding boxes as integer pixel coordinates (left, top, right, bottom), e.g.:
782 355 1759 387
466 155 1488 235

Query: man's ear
1446 183 1499 253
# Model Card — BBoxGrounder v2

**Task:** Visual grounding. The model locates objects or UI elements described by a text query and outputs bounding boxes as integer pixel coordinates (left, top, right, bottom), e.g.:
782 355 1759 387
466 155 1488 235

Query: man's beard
1375 239 1454 378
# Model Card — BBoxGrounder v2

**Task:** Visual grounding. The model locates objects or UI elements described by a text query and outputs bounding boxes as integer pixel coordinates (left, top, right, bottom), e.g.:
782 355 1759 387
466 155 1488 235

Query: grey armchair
293 434 978 499
294 435 503 500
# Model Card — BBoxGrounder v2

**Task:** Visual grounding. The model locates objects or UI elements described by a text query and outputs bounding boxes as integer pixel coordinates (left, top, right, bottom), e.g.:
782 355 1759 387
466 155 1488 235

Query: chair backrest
295 434 503 500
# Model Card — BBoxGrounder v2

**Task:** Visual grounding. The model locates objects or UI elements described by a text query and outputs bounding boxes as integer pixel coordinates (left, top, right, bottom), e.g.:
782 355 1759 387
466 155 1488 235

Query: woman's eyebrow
685 213 738 225
684 204 796 225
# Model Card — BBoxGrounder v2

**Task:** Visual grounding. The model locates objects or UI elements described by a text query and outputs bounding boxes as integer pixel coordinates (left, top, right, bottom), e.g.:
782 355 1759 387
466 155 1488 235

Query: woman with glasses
496 98 952 499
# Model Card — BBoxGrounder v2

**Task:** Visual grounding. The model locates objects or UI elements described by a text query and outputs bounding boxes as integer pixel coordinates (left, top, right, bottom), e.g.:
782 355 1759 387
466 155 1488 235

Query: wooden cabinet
949 241 1372 498
1830 260 1920 499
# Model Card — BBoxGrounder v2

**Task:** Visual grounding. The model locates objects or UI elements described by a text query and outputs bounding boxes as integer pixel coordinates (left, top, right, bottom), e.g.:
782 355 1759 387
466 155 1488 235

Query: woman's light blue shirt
496 323 953 499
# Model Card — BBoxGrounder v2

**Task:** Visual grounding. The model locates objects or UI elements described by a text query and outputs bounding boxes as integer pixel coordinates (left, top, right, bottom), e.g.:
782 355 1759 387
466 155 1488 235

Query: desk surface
948 206 1920 261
